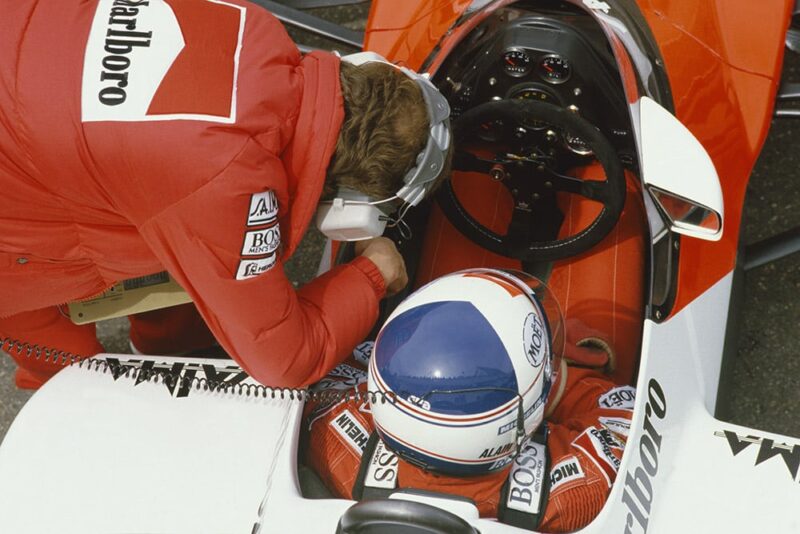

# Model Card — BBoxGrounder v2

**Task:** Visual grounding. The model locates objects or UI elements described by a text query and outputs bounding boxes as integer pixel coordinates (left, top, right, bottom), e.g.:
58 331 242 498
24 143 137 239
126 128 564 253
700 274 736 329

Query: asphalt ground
2 5 800 443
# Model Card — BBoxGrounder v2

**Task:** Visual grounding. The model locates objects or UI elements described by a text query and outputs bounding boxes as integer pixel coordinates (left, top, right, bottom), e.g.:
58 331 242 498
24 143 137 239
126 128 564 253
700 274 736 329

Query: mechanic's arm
137 150 392 388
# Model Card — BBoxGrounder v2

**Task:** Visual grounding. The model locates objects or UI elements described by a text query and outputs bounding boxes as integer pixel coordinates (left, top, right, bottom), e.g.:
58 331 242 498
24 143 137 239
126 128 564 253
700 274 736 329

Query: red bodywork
364 0 792 317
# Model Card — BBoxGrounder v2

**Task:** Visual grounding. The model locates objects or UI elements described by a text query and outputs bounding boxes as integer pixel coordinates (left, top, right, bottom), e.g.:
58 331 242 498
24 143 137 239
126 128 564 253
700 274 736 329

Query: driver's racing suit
0 1 385 388
303 345 634 533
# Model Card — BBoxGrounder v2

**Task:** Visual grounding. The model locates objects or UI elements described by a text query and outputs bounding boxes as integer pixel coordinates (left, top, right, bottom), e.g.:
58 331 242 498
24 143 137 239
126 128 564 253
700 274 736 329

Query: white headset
316 52 451 242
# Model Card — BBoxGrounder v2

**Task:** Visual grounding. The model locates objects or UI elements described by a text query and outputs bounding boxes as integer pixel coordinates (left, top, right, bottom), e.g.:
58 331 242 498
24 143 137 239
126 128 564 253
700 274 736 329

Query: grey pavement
3 5 800 444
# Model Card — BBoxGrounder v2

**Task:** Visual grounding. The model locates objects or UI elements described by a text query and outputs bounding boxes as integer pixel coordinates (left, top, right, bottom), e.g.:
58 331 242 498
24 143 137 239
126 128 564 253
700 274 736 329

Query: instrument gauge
538 55 572 85
503 49 532 77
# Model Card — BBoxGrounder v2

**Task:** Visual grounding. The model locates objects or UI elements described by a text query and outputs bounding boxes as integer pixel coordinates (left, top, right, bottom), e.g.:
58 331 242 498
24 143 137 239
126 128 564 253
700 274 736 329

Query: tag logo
331 410 370 454
247 191 278 226
241 226 281 256
599 386 636 410
550 456 585 492
522 311 547 367
236 255 276 280
82 0 245 123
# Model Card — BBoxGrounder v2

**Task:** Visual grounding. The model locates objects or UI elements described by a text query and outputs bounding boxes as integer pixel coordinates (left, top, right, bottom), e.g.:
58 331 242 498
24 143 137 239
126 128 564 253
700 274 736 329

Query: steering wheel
437 99 626 262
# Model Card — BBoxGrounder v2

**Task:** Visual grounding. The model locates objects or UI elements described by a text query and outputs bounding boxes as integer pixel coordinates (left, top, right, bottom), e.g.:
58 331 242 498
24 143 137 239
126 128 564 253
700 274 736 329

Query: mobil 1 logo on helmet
523 311 547 367
82 0 245 123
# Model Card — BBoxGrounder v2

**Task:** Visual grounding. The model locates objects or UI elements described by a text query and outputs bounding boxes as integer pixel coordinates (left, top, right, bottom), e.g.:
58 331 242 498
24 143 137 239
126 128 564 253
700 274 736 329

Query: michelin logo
331 410 370 454
550 456 584 491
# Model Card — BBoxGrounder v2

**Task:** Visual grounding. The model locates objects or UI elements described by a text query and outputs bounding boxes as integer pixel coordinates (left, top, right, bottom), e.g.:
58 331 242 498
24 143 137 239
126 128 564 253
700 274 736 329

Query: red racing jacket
0 1 385 387
303 345 634 533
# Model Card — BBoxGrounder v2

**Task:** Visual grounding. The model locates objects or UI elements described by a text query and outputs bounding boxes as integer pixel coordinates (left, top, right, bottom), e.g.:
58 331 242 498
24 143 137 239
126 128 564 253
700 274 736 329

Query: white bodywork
1 273 799 533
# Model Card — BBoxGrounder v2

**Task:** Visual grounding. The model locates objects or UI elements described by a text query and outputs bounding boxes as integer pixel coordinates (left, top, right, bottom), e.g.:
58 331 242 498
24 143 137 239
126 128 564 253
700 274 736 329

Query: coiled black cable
0 335 395 404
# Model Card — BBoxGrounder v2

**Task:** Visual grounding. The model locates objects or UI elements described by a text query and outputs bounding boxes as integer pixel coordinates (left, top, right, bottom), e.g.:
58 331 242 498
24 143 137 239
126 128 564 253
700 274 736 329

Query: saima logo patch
82 0 245 123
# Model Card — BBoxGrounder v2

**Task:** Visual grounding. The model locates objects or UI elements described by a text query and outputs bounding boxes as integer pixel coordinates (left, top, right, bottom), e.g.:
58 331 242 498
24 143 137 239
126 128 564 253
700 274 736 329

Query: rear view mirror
639 97 723 241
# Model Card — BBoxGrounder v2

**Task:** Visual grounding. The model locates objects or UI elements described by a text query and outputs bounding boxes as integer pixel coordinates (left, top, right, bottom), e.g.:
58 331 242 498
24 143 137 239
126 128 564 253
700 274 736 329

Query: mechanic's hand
355 237 408 297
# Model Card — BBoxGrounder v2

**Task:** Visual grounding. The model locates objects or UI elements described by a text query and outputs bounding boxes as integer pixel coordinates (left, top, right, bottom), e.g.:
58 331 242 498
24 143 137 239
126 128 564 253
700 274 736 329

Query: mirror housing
639 97 724 241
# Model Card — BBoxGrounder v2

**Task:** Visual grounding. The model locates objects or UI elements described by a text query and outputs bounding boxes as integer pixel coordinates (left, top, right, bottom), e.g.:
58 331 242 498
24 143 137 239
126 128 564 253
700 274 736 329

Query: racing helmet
368 269 564 476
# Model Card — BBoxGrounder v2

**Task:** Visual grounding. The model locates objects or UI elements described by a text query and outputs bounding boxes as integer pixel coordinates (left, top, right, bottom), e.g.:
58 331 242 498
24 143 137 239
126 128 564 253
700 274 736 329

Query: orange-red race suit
0 1 385 388
303 345 634 533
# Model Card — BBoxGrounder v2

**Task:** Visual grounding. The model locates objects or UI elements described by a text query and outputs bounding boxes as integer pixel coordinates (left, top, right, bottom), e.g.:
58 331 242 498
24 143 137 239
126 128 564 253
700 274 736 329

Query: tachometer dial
503 49 532 77
538 55 572 85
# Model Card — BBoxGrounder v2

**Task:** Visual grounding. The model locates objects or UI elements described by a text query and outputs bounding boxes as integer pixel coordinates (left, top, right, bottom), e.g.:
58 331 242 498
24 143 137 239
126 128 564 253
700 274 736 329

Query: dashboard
434 4 634 166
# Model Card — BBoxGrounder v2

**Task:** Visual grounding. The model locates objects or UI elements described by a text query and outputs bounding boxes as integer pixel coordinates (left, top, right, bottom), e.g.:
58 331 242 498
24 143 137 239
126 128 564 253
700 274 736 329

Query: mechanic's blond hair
325 61 450 199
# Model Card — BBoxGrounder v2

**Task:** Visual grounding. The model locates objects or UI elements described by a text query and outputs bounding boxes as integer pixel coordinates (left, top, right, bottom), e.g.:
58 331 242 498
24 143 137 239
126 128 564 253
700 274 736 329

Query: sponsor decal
122 271 170 290
306 398 344 431
599 385 637 410
480 442 514 459
582 0 611 13
506 440 547 514
572 426 623 486
407 395 431 411
247 191 278 227
235 254 277 280
550 456 585 492
105 358 248 398
241 226 281 257
364 439 399 491
714 431 800 482
620 379 667 534
488 456 515 471
310 364 367 393
523 311 547 367
600 416 632 439
352 341 374 366
331 410 370 454
83 0 245 123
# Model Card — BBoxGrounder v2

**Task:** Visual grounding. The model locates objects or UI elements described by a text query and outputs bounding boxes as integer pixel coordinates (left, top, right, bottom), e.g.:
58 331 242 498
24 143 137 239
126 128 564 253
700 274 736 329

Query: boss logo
241 226 281 257
506 440 546 514
523 312 546 367
365 439 399 490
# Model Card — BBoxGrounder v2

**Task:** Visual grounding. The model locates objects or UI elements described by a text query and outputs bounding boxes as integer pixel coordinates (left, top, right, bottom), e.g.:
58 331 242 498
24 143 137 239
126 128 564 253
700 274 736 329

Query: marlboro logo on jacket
82 0 245 123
